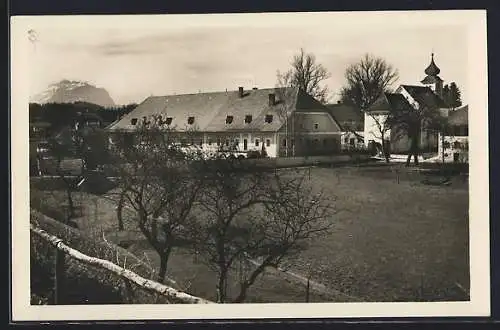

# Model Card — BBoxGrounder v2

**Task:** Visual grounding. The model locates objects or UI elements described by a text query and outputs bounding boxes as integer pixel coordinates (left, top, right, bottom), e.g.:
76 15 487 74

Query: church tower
421 53 444 98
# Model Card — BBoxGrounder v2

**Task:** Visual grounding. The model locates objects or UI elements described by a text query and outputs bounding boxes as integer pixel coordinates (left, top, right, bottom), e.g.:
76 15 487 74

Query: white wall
437 134 468 163
341 131 364 150
202 132 278 158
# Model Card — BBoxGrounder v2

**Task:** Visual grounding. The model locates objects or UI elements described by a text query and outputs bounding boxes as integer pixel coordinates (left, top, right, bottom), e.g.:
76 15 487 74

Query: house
106 87 343 158
326 102 364 151
364 54 453 155
74 111 104 130
438 104 468 163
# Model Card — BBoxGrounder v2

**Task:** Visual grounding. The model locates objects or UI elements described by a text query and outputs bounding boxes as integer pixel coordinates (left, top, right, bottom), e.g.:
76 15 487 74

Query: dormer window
226 115 234 124
265 115 273 123
187 116 195 125
165 117 173 125
244 115 252 124
131 118 138 125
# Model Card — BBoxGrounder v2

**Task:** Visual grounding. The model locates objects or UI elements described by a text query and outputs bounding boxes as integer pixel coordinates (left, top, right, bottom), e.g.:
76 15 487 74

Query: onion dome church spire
424 53 441 76
421 53 444 97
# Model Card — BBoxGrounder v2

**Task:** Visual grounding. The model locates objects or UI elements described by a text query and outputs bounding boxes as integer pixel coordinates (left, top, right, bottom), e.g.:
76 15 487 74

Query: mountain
31 80 115 107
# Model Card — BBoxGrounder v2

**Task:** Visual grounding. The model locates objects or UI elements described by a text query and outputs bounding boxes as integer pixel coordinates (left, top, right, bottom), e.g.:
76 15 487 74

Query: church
364 54 468 162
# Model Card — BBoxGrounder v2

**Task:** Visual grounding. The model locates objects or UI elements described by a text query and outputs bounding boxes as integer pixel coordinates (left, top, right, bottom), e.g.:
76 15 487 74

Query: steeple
424 53 441 76
421 53 443 97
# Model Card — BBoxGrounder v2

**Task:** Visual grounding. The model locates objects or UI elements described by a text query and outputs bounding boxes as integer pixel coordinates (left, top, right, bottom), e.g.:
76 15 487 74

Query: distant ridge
31 80 115 107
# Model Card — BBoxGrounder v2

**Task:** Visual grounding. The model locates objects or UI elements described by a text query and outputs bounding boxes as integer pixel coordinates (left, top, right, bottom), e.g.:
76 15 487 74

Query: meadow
30 163 469 303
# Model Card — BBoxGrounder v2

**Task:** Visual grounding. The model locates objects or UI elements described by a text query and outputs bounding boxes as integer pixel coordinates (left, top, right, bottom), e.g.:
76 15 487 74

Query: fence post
54 249 65 304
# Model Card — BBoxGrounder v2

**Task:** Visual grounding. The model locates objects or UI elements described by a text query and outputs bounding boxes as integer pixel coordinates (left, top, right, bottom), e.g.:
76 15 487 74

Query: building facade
106 87 343 158
364 54 455 155
326 102 364 151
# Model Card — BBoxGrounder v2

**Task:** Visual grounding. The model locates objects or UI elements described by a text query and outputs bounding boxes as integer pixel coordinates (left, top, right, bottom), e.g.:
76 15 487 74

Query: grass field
30 162 469 302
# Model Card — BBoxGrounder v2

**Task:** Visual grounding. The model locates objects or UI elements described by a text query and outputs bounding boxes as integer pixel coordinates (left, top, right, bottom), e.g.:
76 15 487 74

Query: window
265 115 273 123
282 139 287 147
226 115 234 124
291 139 295 146
244 115 252 124
255 139 260 147
350 138 355 146
131 118 138 125
208 139 213 146
225 140 230 146
165 117 173 125
299 123 304 129
187 116 195 125
199 139 203 146
314 123 319 130
344 137 349 143
217 138 221 146
266 139 271 147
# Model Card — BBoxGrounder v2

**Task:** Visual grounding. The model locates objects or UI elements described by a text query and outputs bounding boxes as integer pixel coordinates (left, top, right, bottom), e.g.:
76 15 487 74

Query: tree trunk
381 139 390 163
157 252 170 284
117 192 125 231
412 133 420 165
66 187 75 221
233 260 269 303
216 268 228 303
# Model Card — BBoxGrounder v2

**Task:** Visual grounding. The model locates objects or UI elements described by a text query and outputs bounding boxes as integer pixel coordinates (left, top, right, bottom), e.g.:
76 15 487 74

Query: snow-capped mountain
31 80 115 107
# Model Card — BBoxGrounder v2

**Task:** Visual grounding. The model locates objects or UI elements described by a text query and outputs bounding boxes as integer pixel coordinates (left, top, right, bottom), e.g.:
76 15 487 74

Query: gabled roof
366 92 413 113
203 88 299 132
399 85 447 109
447 105 468 126
108 87 300 132
106 87 339 133
325 103 364 131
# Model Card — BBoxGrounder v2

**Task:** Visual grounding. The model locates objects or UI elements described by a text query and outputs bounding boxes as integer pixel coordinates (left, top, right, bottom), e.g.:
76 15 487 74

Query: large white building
106 86 343 158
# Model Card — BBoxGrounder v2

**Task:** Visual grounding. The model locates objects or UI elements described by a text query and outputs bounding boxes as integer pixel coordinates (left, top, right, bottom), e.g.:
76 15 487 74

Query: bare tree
340 54 399 112
274 74 298 157
108 121 204 284
366 113 392 163
190 160 335 303
388 104 442 166
47 125 106 222
278 48 331 104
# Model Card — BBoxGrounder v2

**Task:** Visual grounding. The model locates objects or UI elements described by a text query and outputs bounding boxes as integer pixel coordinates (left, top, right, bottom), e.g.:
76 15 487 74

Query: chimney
268 93 276 106
238 86 244 98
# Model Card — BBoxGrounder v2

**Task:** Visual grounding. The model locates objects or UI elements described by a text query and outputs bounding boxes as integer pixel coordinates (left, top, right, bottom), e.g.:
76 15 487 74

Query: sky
26 11 469 105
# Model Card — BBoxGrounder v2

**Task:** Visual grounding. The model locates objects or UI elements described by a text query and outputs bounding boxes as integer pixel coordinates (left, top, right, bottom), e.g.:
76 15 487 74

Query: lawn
30 162 469 302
